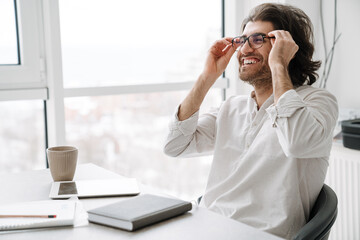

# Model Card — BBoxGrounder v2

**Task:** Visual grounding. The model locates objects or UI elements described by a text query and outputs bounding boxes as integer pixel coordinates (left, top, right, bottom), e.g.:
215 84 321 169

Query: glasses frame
232 33 275 50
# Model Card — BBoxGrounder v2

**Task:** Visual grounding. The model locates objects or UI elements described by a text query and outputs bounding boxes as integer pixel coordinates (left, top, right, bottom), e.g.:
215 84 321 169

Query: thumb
222 43 236 62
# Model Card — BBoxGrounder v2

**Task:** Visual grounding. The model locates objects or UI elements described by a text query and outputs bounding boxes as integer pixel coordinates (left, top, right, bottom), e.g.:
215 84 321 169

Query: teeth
244 59 258 64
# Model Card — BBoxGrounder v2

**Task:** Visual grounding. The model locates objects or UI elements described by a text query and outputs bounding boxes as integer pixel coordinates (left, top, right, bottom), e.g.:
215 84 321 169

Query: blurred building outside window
60 0 223 200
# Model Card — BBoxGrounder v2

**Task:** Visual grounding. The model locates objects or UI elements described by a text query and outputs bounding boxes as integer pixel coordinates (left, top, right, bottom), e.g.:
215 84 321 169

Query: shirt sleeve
266 88 338 158
163 105 218 158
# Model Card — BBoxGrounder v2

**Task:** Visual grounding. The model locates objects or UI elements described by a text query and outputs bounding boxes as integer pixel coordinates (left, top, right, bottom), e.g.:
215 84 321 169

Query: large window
0 0 225 201
59 0 224 200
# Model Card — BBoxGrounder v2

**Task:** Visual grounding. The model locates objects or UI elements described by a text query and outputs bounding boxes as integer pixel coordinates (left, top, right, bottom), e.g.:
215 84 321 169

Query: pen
0 215 57 218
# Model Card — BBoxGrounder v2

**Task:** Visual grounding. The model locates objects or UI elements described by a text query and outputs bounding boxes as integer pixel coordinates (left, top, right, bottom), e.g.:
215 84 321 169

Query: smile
242 58 260 65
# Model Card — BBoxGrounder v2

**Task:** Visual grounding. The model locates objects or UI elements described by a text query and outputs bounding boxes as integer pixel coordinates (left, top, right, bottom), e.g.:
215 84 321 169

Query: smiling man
163 3 338 239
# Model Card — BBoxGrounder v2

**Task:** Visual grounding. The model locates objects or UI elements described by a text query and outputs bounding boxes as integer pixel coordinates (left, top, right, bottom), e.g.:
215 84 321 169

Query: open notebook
0 200 76 231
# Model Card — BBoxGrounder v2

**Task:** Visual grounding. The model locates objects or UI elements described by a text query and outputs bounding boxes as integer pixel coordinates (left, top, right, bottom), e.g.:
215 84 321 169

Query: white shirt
164 85 338 239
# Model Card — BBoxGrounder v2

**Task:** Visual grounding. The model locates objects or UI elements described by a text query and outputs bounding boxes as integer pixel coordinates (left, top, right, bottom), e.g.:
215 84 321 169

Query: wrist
178 75 210 121
271 64 294 104
198 73 216 90
271 64 291 84
270 63 287 74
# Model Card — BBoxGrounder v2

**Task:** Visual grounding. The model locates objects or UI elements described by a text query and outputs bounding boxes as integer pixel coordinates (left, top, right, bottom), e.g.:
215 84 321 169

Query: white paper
0 200 76 230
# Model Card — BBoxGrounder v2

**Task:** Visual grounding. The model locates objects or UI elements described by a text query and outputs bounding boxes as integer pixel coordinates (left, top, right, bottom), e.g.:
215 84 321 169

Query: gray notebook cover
87 194 192 231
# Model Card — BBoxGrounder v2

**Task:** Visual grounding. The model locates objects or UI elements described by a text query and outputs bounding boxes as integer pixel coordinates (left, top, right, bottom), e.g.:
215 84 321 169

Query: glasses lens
238 37 246 46
232 37 246 51
250 34 264 49
232 37 241 46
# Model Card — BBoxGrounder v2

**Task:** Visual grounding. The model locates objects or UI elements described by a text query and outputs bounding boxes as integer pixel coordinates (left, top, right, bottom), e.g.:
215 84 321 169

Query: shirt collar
250 91 274 111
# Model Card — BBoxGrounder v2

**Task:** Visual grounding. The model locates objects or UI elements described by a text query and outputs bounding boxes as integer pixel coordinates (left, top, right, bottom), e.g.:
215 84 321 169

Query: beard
239 56 272 89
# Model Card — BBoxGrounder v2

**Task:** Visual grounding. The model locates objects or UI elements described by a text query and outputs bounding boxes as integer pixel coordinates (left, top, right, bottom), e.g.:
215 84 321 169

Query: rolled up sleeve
266 89 338 158
163 106 217 158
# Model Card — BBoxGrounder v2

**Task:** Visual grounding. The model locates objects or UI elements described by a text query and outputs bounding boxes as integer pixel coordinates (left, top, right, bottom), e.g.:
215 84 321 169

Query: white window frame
0 0 46 90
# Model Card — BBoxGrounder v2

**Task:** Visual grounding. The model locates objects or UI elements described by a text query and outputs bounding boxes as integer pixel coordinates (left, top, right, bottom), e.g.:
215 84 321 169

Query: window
0 0 47 174
64 90 222 199
59 0 224 200
0 0 44 89
59 0 222 87
0 0 19 65
0 0 225 200
0 100 45 173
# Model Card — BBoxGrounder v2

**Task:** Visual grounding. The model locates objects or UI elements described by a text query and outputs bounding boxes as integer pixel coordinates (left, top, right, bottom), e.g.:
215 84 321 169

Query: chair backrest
292 184 338 240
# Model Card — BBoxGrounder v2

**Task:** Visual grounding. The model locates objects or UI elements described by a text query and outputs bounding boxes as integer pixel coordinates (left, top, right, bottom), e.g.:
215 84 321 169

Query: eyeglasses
232 33 275 50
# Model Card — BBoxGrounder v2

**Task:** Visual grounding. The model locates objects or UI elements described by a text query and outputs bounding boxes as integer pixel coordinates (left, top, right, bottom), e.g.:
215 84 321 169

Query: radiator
325 143 360 240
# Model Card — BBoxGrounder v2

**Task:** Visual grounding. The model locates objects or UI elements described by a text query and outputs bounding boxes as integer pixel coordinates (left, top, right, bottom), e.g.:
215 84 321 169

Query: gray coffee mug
47 146 78 181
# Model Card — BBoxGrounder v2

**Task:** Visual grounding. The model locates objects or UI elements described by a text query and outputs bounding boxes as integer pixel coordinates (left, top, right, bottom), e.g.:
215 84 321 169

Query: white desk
0 164 283 240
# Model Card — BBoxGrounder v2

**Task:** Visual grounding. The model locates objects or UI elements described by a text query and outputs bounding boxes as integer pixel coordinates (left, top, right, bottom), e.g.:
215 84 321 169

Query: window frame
0 0 231 165
0 0 45 91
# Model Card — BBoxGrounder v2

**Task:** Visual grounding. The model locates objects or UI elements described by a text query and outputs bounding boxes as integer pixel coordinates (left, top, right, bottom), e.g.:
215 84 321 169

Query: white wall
289 0 360 113
319 0 360 110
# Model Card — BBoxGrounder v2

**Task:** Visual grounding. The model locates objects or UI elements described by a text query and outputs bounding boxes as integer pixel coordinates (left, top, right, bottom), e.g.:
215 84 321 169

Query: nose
240 40 254 54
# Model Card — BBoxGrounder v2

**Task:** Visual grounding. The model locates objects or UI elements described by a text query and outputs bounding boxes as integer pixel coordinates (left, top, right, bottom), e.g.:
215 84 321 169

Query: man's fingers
268 30 296 44
210 37 236 56
268 30 299 66
215 38 234 49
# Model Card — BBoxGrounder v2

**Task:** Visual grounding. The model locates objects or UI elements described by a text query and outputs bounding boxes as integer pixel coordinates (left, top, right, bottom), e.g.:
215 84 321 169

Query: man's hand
267 30 299 103
268 30 298 69
201 37 236 87
177 37 236 121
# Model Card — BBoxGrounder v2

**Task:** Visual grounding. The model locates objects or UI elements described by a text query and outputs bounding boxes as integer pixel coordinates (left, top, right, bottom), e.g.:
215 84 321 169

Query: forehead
242 21 275 36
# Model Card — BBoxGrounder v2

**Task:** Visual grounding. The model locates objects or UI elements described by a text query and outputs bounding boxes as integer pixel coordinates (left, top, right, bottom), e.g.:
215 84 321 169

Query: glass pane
0 0 19 65
59 0 221 87
64 90 222 200
0 100 45 173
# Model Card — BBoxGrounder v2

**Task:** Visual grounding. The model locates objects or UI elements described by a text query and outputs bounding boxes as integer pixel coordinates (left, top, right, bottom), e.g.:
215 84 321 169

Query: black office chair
292 184 338 240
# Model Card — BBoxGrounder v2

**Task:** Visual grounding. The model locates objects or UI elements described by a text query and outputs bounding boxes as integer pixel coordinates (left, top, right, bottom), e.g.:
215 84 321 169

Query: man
163 3 338 239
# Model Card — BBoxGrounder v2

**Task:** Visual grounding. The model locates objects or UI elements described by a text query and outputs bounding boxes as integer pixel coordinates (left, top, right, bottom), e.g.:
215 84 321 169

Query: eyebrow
239 32 267 38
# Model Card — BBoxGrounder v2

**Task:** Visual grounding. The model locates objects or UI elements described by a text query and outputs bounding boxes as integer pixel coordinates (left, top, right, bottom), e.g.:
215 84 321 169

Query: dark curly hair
242 3 321 87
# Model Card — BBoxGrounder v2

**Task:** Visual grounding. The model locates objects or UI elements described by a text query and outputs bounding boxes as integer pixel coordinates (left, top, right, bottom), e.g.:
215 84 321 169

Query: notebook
87 194 192 231
0 200 76 231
